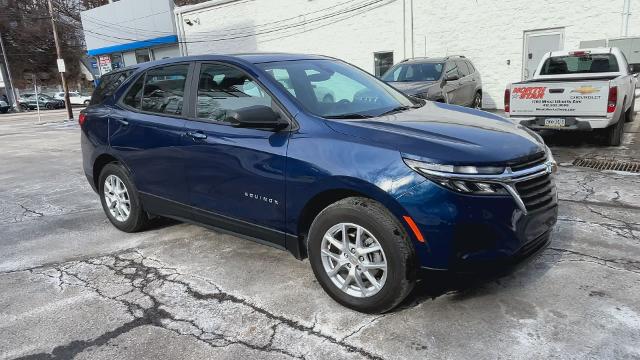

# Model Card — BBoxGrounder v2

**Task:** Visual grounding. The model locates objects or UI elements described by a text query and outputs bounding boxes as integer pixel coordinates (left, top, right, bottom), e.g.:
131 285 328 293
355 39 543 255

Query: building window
136 49 151 64
374 52 394 77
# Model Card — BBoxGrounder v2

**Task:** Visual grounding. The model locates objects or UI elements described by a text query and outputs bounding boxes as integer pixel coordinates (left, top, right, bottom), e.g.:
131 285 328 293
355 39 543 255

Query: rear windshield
381 62 444 82
539 53 619 75
90 69 135 105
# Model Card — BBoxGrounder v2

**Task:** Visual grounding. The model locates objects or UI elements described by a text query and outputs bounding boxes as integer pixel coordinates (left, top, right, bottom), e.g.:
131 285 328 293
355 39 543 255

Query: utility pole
0 30 21 112
47 0 73 120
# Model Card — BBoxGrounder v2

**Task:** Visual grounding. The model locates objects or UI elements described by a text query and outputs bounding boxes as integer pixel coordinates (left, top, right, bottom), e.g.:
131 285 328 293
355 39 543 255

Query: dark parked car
81 54 557 313
21 94 64 110
0 99 10 113
382 56 483 108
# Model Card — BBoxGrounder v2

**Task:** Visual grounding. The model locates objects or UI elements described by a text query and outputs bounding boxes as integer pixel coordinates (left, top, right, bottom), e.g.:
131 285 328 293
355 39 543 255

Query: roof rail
445 55 466 59
401 56 430 62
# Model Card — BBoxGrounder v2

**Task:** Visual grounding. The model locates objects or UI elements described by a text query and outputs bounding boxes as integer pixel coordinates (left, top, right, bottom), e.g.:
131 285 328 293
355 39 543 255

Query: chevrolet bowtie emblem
571 86 600 95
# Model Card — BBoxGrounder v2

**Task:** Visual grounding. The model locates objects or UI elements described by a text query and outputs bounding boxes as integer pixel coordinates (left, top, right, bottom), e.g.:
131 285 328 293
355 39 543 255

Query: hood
324 102 545 166
387 81 438 95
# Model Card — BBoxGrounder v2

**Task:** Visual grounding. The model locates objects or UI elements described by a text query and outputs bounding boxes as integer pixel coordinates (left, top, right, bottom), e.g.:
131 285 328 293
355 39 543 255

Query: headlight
404 159 509 195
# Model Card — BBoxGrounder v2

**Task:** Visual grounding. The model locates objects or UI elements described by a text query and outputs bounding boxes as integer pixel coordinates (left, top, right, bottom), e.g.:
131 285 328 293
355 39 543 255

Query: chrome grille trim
412 156 556 214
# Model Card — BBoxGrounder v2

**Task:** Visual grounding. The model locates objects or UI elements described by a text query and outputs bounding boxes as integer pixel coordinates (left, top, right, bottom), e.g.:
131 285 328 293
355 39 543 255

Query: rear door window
141 64 189 116
465 60 476 73
122 75 144 109
456 60 470 77
90 70 135 105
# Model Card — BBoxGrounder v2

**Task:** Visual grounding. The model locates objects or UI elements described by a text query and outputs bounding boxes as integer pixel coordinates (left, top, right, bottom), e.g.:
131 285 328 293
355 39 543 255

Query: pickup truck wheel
98 163 150 232
604 111 625 146
625 101 635 123
307 197 416 313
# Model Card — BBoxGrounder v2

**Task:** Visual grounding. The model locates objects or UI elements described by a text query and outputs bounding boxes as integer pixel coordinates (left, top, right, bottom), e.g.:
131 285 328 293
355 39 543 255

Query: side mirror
445 73 460 81
226 105 288 130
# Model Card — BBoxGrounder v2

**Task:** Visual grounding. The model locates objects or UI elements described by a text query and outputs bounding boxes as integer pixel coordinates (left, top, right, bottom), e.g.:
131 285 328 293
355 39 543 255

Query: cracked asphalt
1 106 640 359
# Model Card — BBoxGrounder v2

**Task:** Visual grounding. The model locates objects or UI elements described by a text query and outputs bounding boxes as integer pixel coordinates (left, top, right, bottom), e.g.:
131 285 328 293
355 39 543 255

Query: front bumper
510 115 616 130
396 179 558 270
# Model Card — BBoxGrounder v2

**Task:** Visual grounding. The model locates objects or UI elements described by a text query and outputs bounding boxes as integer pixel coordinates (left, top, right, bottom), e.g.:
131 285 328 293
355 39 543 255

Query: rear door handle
112 116 128 126
186 131 207 140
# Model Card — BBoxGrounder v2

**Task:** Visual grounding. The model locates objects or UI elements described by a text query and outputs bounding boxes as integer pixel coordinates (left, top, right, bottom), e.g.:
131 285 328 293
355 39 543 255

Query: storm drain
573 158 640 173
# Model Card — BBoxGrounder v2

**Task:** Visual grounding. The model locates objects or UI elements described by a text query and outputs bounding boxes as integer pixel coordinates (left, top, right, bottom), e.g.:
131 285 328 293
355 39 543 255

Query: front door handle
186 131 207 140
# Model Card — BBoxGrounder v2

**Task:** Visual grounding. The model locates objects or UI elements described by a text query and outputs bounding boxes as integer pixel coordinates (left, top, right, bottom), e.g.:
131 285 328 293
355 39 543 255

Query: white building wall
178 0 406 73
178 0 640 109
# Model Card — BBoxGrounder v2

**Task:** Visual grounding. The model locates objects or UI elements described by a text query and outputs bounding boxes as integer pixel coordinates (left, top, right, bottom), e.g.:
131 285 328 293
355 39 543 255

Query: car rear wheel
98 163 150 232
472 92 482 109
307 197 415 313
0 108 7 114
84 100 91 106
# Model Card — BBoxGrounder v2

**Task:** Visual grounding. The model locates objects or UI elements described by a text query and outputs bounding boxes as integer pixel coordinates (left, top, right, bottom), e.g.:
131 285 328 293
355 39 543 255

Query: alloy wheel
320 223 387 298
103 174 131 222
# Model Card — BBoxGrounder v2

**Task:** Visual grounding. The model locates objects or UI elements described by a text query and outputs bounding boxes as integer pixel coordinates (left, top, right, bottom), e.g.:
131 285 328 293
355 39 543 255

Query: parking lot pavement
1 109 639 360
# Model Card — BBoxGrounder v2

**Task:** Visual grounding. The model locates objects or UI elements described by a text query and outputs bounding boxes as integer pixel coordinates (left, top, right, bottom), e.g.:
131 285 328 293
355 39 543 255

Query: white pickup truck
506 48 638 146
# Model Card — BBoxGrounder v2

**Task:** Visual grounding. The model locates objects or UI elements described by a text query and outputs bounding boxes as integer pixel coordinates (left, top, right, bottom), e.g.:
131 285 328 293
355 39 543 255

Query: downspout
403 0 406 59
622 0 630 37
410 0 414 58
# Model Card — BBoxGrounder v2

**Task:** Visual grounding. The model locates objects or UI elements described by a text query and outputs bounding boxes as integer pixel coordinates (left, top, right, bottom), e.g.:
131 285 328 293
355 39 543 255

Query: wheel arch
92 152 135 191
293 178 414 259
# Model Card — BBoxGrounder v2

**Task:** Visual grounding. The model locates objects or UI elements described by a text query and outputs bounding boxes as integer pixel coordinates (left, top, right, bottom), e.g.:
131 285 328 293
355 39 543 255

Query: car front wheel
308 197 416 313
98 163 149 232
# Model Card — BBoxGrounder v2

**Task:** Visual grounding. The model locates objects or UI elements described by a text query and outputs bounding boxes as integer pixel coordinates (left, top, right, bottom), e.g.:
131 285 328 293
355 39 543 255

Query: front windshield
381 62 444 82
258 59 416 118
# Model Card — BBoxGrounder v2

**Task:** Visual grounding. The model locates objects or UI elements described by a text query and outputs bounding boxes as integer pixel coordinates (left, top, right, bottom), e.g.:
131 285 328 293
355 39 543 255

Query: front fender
285 123 427 242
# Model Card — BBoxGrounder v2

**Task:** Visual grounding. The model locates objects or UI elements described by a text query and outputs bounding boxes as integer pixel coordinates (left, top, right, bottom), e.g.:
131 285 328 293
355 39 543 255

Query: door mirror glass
226 105 287 129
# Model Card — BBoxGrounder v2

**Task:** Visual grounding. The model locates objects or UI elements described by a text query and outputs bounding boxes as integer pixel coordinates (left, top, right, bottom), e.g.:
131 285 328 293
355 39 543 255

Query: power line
77 0 391 45
81 0 361 38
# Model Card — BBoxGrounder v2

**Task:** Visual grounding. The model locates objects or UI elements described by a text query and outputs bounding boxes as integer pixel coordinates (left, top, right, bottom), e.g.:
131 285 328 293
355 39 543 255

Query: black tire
98 163 150 232
307 197 416 313
625 100 635 123
20 104 29 111
0 108 7 114
604 110 625 146
84 100 91 106
471 92 482 109
45 103 54 110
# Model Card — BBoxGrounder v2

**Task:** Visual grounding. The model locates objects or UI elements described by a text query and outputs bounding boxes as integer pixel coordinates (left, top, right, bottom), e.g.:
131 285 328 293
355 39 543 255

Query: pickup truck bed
506 48 637 146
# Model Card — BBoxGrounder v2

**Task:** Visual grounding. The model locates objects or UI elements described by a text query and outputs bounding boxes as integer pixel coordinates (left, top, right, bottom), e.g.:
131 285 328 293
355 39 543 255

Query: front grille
514 173 555 211
510 152 547 172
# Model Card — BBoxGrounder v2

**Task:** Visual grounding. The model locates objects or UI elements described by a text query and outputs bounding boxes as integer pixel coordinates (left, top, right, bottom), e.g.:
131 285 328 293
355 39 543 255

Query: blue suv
81 54 558 313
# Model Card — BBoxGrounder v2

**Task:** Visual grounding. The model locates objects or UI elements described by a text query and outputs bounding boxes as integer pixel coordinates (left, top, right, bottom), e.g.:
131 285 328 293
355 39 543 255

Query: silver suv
381 56 483 108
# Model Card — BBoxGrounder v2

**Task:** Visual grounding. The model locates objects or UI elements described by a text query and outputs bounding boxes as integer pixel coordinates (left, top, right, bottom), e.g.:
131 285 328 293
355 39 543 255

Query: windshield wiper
325 113 373 119
378 105 415 116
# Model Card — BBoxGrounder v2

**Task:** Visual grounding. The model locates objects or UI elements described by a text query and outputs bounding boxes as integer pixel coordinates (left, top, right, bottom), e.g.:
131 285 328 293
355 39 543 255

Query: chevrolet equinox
81 54 558 313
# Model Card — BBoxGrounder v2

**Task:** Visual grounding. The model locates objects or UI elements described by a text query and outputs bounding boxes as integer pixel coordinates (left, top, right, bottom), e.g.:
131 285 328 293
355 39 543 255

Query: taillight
607 86 617 113
504 88 511 113
78 112 87 126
